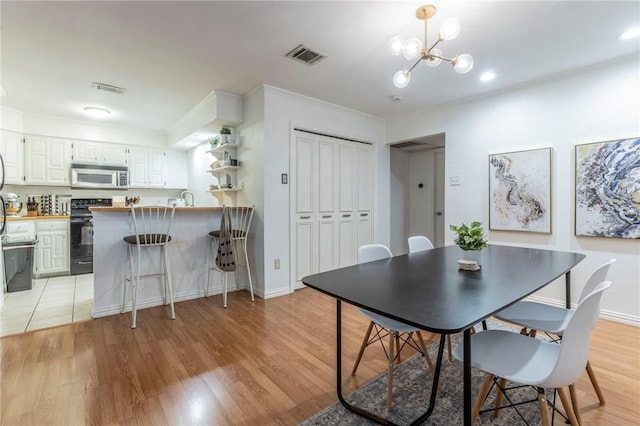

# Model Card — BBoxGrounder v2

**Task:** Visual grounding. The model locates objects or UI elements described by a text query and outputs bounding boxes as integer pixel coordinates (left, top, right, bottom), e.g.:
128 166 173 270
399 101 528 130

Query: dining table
302 244 585 425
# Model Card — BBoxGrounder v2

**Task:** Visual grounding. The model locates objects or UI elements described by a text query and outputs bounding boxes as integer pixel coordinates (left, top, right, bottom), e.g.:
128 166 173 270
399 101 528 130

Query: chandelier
389 4 473 88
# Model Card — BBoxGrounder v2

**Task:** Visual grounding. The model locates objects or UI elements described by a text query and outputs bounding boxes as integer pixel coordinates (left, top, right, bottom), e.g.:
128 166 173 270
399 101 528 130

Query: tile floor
0 273 93 337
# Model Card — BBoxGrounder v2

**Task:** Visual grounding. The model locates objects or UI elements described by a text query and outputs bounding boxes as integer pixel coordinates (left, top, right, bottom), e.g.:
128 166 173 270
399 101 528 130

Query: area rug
301 321 557 425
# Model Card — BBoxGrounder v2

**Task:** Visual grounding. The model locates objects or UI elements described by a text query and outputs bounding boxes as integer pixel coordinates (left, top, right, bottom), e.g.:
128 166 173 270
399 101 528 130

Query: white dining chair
206 205 255 307
408 235 434 252
352 244 437 411
493 258 615 422
453 280 611 425
122 205 176 328
407 235 457 363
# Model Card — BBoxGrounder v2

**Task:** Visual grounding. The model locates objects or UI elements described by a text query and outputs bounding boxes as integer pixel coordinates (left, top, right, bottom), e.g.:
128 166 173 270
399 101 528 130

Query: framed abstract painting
489 147 552 233
575 137 640 239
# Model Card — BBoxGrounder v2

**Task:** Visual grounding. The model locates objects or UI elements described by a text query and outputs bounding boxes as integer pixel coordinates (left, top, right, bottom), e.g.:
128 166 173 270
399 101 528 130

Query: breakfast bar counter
90 206 248 318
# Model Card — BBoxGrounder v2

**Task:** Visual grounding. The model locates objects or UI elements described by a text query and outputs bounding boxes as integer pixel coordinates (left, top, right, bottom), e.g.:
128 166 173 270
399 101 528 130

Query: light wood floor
1 288 638 425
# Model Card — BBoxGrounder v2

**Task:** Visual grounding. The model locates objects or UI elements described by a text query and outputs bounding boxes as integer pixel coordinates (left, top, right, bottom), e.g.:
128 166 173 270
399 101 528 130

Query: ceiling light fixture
83 106 111 118
619 27 640 40
389 4 473 88
480 71 496 82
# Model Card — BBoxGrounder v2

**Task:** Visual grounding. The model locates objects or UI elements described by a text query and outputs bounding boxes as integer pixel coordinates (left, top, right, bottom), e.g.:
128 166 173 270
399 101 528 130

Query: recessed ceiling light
480 71 496 82
83 106 111 118
620 27 640 40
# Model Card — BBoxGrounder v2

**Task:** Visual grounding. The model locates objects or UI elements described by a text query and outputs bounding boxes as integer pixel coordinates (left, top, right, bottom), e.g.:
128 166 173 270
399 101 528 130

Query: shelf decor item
575 137 640 239
489 147 552 233
450 221 489 270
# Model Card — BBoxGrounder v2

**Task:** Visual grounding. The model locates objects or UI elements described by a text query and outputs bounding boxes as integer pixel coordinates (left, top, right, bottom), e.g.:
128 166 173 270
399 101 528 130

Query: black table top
302 245 585 334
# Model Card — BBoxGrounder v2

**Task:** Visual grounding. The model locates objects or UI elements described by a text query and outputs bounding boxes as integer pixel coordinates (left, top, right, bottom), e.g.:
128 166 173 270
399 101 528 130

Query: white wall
387 58 640 325
248 85 387 299
390 148 410 254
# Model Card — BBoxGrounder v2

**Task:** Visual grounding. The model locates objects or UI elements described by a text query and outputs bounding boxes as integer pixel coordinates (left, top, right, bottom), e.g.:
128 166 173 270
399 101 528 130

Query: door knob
436 211 443 216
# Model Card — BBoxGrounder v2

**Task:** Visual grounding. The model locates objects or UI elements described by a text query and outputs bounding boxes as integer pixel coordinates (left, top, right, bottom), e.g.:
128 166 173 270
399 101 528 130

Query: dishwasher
3 221 37 292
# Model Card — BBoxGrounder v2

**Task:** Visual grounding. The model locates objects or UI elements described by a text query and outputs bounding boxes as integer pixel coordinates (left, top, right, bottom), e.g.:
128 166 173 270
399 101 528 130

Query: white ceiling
1 1 639 136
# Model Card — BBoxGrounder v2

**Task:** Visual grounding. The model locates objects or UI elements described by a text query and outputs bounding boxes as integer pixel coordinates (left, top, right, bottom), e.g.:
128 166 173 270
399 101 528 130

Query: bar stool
123 205 176 328
206 205 255 307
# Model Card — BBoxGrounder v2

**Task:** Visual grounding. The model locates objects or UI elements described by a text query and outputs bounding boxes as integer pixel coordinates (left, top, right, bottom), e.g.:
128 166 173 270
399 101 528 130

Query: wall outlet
450 176 461 186
274 259 281 269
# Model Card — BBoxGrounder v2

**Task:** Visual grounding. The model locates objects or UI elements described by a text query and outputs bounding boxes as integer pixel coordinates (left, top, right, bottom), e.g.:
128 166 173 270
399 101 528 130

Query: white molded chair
408 235 458 362
494 258 615 421
122 205 176 328
453 281 611 426
408 235 434 253
352 244 437 411
206 205 255 307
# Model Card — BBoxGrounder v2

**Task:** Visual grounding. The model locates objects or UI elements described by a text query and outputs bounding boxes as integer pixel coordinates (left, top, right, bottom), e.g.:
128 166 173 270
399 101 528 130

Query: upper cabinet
71 140 127 165
129 147 187 189
0 130 25 184
24 136 72 186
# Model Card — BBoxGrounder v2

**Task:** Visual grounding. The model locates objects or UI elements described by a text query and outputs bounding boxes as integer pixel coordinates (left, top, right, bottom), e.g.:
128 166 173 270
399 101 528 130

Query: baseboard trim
527 295 640 327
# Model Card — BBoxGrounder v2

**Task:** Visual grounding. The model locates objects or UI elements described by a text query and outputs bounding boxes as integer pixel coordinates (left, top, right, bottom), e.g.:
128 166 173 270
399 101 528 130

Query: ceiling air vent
92 82 126 95
285 44 326 65
391 141 425 150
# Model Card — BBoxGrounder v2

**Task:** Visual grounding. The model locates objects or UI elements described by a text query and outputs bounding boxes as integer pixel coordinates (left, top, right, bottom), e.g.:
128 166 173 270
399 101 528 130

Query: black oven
70 198 112 275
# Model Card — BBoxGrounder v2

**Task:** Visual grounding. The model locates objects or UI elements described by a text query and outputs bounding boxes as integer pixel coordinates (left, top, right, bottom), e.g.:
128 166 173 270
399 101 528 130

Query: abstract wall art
489 147 552 233
575 137 640 239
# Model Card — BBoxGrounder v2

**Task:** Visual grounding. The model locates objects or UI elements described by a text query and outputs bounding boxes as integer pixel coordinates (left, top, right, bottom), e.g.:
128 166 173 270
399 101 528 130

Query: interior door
434 148 445 247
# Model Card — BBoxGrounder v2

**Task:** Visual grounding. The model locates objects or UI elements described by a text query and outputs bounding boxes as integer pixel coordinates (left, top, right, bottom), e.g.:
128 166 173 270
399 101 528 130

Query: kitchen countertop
6 215 69 221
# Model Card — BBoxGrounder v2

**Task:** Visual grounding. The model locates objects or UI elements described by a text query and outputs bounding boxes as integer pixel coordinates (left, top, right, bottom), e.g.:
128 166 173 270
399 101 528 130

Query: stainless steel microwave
70 163 129 189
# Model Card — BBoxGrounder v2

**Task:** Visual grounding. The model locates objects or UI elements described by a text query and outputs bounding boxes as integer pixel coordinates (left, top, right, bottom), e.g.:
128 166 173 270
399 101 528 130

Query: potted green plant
208 135 220 148
220 126 232 144
450 221 489 269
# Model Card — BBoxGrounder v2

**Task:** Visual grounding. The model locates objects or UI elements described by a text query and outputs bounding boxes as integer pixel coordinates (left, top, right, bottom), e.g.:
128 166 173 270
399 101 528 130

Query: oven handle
70 218 93 224
77 260 93 265
2 242 38 250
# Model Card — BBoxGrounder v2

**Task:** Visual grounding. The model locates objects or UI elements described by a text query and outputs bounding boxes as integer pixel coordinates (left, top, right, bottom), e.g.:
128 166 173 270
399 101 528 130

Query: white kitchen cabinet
292 131 374 287
162 149 188 189
128 146 164 188
0 130 25 184
72 140 127 164
24 136 71 185
35 220 69 277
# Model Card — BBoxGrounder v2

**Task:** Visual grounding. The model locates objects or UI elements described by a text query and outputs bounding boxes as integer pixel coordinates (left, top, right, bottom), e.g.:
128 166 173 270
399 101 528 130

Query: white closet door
296 135 314 213
338 142 356 212
317 214 337 272
295 218 314 281
357 211 373 248
317 139 335 213
357 145 373 211
338 212 356 267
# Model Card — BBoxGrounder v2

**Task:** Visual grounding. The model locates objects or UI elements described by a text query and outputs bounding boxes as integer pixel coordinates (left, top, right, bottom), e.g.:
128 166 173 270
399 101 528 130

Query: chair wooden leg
386 330 395 411
446 335 452 362
395 333 402 363
537 387 551 426
415 332 435 375
473 374 494 423
242 240 255 301
163 246 176 320
558 386 580 425
351 321 374 376
585 360 606 405
223 272 228 308
206 237 213 297
569 384 582 425
494 377 507 418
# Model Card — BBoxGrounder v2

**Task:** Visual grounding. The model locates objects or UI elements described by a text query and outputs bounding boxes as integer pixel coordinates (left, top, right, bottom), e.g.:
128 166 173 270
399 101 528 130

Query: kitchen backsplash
3 185 185 215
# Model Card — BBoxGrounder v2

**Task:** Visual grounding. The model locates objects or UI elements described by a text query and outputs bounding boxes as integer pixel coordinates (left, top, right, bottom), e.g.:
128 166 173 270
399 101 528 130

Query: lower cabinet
35 220 70 277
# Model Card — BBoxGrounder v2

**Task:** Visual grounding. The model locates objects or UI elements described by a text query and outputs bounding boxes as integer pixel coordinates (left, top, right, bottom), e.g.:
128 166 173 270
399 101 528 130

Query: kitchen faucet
180 191 195 207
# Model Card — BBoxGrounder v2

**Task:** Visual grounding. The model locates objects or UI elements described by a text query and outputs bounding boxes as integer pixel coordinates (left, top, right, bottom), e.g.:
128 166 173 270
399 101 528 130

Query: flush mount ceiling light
83 106 111 118
389 4 473 88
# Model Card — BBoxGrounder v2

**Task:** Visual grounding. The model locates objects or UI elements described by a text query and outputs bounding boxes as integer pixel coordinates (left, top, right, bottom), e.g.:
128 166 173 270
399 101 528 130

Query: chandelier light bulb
439 17 461 41
402 37 423 60
388 35 405 55
453 54 474 74
426 48 443 67
393 70 411 88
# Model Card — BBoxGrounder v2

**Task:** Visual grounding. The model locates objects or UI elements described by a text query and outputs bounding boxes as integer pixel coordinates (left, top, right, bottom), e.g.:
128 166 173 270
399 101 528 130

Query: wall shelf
207 142 242 154
208 166 240 174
